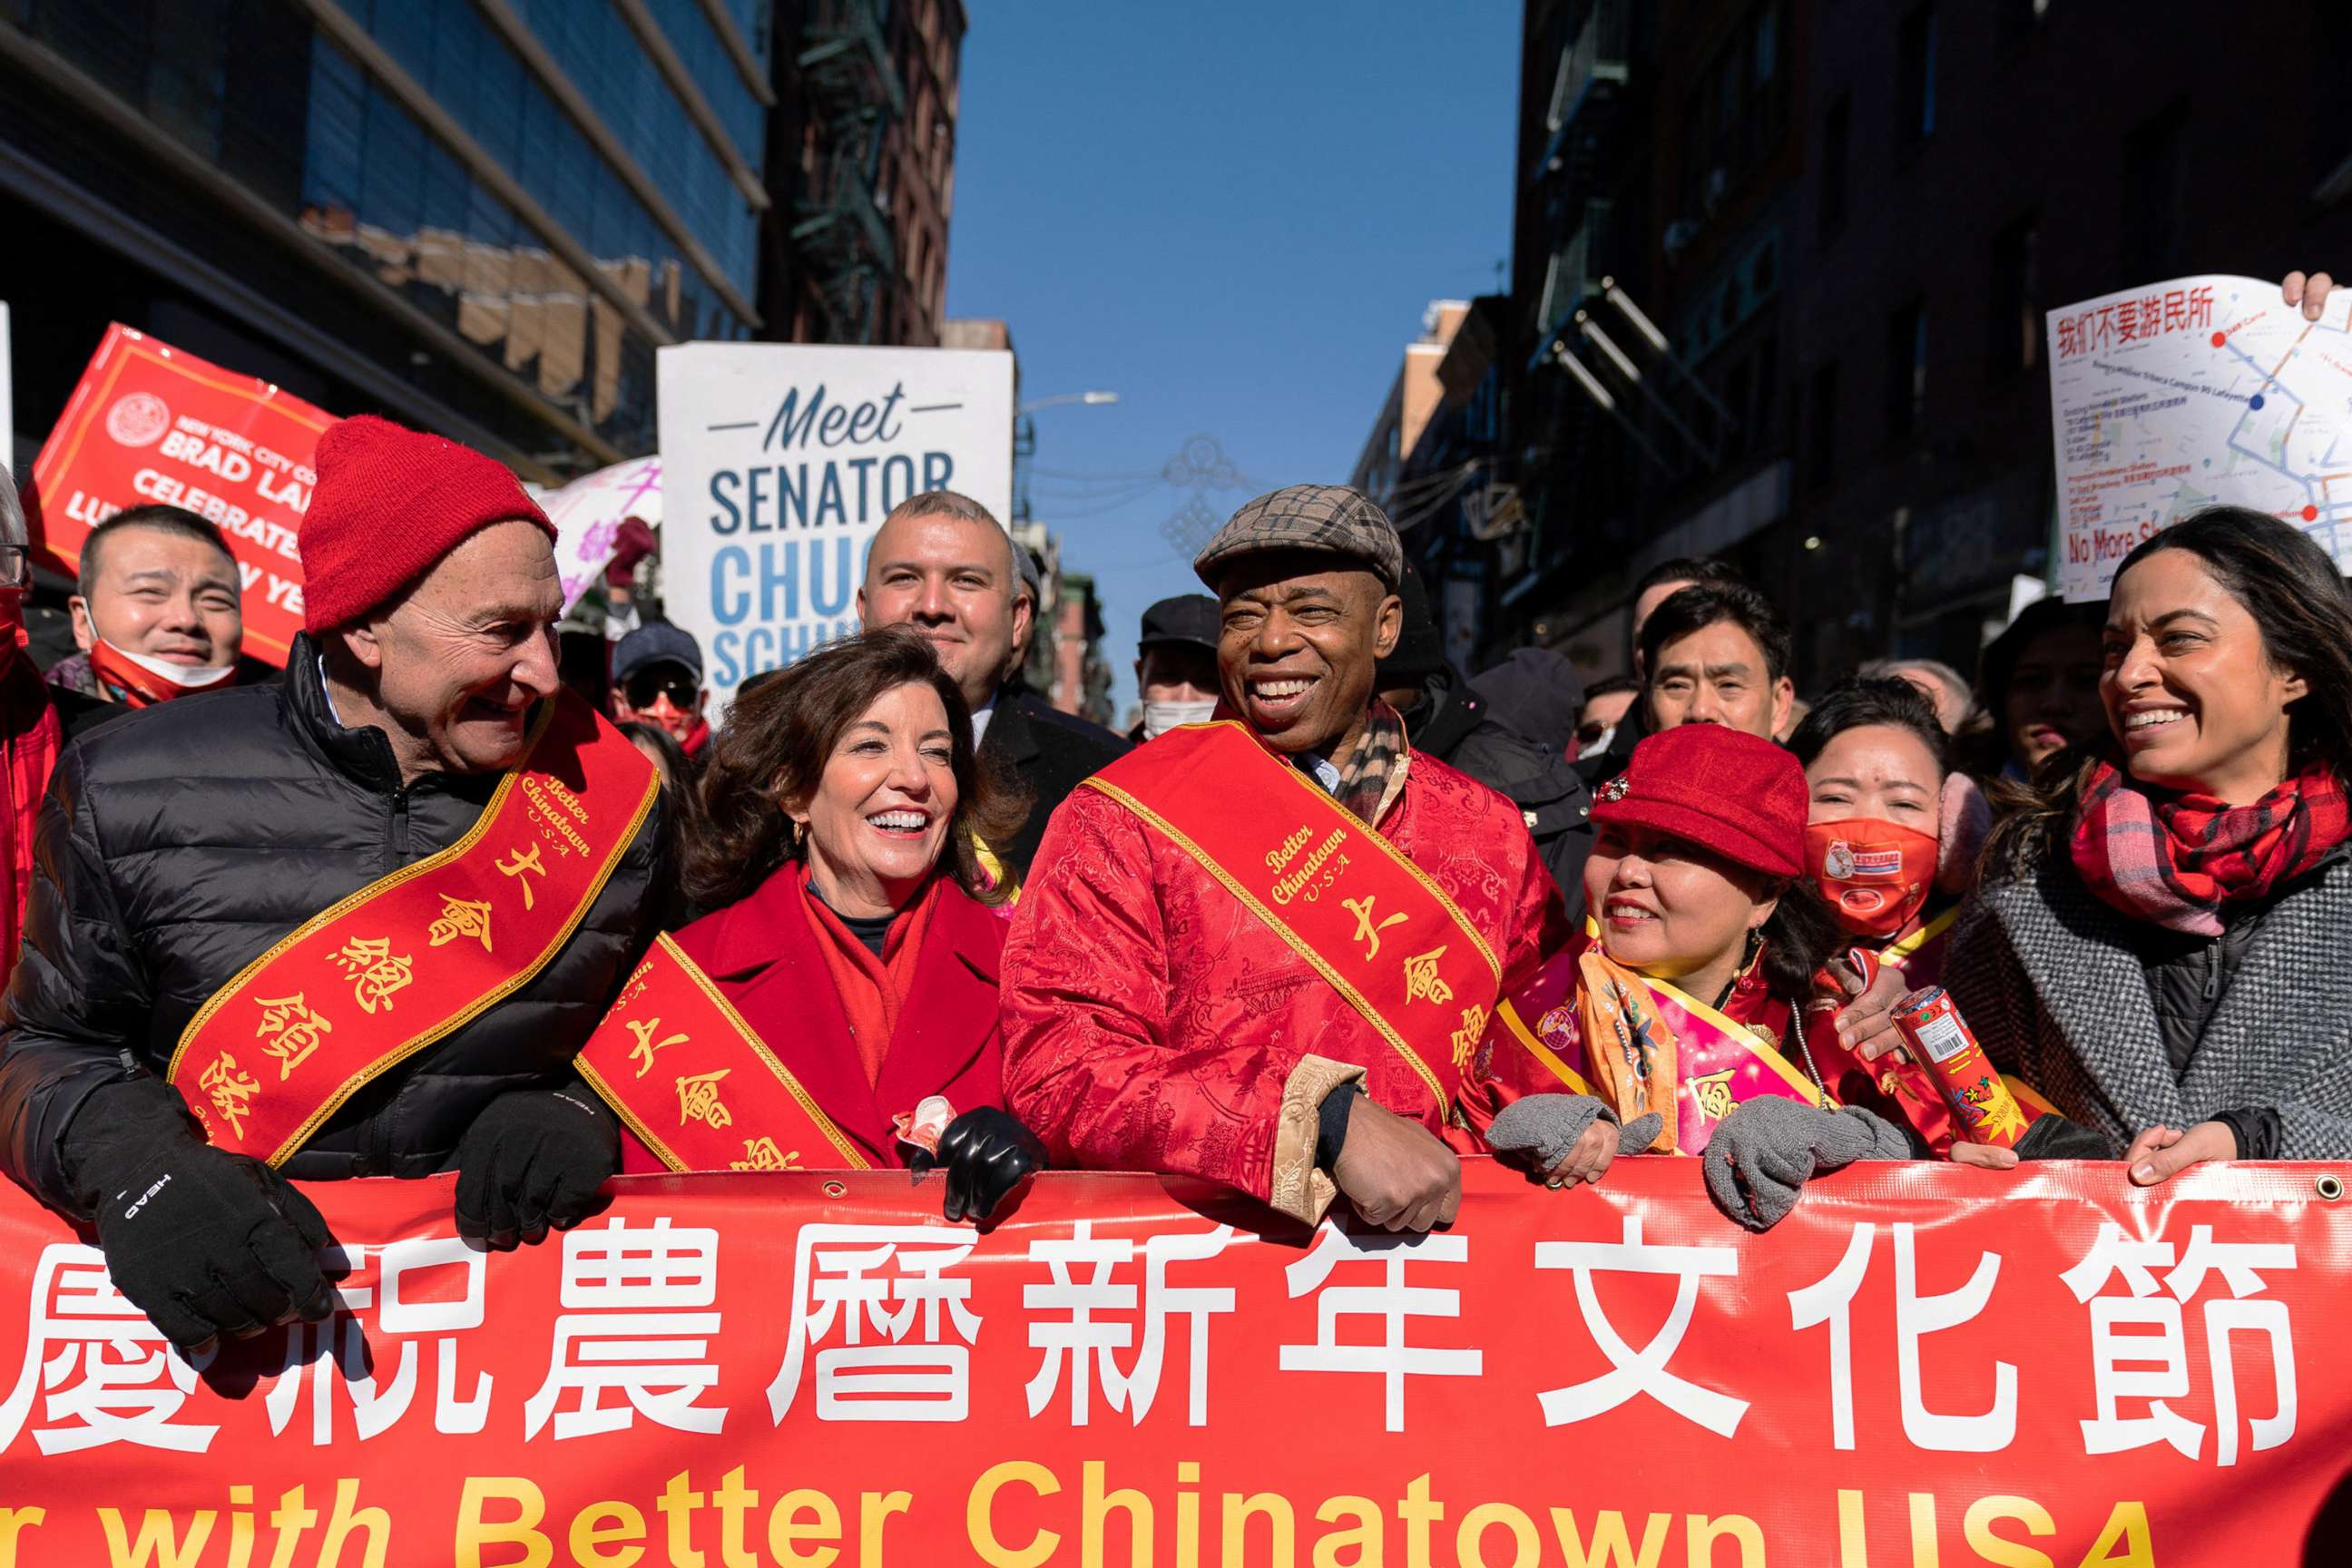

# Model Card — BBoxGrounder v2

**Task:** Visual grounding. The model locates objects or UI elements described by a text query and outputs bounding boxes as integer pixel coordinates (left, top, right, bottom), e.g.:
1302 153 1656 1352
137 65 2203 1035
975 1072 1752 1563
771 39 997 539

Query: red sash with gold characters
574 935 871 1172
167 690 658 1165
1497 935 1823 1155
1081 720 1501 1111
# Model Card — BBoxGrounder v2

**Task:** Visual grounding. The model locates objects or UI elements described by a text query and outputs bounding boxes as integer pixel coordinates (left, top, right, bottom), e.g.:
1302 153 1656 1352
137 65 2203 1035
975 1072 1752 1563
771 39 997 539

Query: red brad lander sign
0 1160 2341 1565
30 324 332 667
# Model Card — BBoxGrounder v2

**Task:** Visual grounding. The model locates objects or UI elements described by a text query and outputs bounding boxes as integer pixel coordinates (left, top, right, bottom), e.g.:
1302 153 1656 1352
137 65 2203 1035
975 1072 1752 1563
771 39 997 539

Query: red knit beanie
299 416 554 633
1592 724 1808 878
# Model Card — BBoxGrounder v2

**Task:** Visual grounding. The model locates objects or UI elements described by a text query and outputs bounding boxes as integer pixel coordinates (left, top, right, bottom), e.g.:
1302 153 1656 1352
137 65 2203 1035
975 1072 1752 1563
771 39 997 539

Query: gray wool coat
1945 857 2352 1158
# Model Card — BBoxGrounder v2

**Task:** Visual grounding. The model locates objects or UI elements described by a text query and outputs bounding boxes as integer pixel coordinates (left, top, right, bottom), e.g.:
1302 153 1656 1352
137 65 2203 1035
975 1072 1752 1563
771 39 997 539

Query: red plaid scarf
2068 756 2352 936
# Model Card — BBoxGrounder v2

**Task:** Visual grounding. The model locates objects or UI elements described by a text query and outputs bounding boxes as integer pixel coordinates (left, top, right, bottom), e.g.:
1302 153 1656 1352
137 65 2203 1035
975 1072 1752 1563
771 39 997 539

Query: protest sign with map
2047 274 2352 601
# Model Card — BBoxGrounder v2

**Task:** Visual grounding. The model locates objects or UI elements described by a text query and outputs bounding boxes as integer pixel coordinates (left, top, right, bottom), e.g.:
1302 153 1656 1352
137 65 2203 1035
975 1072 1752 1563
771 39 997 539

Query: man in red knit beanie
0 415 663 1354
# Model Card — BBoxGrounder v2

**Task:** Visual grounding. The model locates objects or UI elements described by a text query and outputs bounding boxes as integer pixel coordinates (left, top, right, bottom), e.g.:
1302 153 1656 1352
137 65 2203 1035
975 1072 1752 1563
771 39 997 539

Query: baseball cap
1137 594 1220 654
612 622 703 685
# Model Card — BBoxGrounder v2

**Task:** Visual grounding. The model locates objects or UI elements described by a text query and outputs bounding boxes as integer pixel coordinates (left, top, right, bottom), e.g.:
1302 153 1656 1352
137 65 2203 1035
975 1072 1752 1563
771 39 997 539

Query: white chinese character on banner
524 1217 725 1441
1787 1222 2017 1452
1278 1223 1480 1434
265 1237 495 1443
769 1225 983 1423
0 1245 217 1455
2062 1222 2297 1465
1534 1215 1745 1437
1024 1220 1236 1426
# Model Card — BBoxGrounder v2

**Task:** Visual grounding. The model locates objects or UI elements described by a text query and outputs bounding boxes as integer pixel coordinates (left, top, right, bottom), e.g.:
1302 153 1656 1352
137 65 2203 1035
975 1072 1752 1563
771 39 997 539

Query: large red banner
0 1161 2339 1566
29 324 332 667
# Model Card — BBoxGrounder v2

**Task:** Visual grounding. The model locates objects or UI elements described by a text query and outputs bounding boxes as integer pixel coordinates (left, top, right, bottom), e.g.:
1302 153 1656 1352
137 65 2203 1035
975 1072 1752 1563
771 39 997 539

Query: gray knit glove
1703 1098 1911 1232
1487 1093 1663 1176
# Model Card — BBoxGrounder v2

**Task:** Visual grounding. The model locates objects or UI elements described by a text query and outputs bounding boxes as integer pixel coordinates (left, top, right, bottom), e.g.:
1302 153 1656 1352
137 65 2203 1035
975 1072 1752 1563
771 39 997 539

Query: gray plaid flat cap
1192 485 1403 590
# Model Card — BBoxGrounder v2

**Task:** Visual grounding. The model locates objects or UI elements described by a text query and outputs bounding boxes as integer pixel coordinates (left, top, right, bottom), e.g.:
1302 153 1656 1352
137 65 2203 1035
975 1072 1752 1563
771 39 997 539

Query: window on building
1808 360 1838 486
1896 5 1936 152
1886 300 1927 441
1679 0 1795 220
1818 92 1850 244
1722 355 1754 462
2122 101 2188 277
1988 215 2041 377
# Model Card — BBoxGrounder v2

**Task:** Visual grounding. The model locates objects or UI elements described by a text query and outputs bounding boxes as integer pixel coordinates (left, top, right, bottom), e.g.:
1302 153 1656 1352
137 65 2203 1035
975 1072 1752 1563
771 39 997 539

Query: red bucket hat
298 415 554 633
1592 724 1807 878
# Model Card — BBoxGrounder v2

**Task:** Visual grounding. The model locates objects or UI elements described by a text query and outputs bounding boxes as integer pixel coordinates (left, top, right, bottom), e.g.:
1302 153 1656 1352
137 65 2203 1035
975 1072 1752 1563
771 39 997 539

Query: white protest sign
656 344 1014 708
2046 273 2352 601
525 455 662 611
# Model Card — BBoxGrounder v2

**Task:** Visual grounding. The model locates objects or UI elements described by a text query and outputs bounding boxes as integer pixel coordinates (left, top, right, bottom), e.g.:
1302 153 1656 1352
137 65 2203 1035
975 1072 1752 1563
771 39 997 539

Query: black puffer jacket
0 639 664 1214
1400 665 1593 922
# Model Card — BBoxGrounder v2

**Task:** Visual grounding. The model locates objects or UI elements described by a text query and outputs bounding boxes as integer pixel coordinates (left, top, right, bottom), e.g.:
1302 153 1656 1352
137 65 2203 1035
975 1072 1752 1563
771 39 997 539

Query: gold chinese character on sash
495 844 548 910
427 895 494 953
1403 946 1455 1007
627 1017 687 1079
1342 895 1406 959
1690 1069 1738 1124
199 1053 260 1138
332 936 415 1015
675 1069 732 1130
252 992 332 1080
730 1137 800 1171
1450 1004 1489 1074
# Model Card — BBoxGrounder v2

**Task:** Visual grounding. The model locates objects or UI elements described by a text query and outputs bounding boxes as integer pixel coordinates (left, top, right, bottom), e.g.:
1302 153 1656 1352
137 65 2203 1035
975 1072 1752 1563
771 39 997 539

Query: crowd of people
0 279 2347 1357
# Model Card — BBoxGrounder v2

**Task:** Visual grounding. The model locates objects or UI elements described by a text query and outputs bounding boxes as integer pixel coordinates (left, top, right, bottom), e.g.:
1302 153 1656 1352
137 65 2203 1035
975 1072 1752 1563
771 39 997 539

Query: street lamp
1018 390 1120 414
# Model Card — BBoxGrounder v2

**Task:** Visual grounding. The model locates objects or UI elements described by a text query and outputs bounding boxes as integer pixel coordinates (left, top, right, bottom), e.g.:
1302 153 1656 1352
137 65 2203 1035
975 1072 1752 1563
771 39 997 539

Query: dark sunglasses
623 670 699 709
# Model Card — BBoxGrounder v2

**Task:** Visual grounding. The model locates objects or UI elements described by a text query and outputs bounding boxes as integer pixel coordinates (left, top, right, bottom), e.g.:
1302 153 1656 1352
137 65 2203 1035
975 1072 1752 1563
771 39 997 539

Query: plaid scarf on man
2068 756 2351 936
1328 700 1408 825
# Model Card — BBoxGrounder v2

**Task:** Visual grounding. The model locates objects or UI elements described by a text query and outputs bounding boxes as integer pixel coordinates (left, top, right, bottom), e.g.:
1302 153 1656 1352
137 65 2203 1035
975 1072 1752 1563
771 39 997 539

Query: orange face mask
1804 818 1938 938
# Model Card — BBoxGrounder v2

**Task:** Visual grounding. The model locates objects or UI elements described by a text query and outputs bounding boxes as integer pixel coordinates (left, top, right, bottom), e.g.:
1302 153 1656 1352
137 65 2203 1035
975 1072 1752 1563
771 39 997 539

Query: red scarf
2069 756 2352 936
0 610 60 986
800 867 940 1087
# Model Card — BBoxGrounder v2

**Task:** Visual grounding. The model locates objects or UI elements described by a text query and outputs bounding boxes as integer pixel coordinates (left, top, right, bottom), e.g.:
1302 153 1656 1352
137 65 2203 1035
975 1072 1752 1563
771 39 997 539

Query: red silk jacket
1000 730 1570 1220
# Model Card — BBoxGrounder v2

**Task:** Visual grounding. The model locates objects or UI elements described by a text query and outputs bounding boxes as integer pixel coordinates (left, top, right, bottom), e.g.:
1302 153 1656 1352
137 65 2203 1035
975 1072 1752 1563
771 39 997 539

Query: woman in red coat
580 627 1040 1220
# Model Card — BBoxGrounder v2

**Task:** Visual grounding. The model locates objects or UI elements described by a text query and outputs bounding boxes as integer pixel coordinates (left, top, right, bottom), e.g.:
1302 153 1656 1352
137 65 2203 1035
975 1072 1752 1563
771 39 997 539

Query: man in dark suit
858 491 1128 879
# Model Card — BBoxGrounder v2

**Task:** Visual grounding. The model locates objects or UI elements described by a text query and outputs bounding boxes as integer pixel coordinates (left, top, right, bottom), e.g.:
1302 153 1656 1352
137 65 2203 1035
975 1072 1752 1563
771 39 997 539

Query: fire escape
791 0 903 343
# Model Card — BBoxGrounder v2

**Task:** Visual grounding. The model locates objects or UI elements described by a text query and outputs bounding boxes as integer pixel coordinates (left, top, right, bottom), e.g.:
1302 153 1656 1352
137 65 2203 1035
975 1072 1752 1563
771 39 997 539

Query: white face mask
1141 698 1219 740
99 640 237 690
1583 724 1617 759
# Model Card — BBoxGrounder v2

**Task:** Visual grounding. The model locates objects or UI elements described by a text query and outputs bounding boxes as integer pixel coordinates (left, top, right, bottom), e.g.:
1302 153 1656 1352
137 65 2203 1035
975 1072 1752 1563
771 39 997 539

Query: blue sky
944 2 1522 717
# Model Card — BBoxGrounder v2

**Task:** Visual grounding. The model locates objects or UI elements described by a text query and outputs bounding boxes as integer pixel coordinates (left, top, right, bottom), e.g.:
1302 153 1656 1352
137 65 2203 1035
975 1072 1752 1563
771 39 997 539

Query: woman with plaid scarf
1947 506 2352 1183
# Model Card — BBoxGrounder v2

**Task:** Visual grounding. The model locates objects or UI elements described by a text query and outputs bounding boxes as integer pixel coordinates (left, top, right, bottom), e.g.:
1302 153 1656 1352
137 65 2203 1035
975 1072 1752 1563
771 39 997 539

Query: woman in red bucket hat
1481 721 1926 1227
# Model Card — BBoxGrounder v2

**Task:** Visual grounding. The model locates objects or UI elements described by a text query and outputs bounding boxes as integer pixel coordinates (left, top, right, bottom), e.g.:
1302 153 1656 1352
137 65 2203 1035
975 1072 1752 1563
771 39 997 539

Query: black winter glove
930 1106 1045 1223
455 1083 620 1250
2012 1114 2122 1161
67 1079 338 1351
1702 1098 1913 1233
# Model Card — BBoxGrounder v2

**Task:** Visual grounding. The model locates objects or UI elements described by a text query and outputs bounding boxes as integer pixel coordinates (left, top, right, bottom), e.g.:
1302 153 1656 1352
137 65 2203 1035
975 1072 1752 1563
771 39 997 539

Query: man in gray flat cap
1000 485 1570 1231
